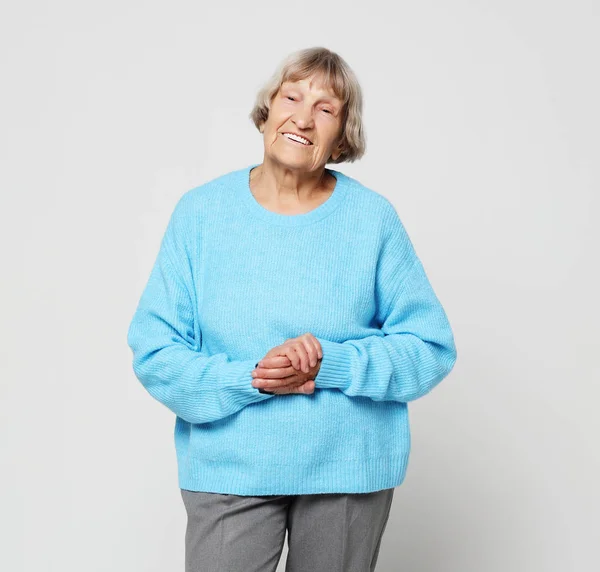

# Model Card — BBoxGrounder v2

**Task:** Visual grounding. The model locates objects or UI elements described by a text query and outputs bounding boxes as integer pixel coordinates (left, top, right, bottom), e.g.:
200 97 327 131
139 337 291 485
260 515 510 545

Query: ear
331 140 344 161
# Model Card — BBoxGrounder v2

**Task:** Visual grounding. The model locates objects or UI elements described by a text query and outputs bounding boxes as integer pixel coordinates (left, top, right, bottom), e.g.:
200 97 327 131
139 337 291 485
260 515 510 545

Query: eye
322 109 333 114
286 96 296 101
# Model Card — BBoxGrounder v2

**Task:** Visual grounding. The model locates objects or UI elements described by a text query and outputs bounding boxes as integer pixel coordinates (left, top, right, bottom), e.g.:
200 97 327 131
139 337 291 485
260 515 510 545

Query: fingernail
255 362 259 367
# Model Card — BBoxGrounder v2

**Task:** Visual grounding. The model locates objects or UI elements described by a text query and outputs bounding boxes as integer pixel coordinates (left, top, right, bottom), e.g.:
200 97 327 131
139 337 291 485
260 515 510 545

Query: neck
250 158 332 202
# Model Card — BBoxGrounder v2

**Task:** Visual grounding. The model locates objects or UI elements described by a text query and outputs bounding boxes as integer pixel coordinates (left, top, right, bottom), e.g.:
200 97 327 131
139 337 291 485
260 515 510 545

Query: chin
269 154 312 171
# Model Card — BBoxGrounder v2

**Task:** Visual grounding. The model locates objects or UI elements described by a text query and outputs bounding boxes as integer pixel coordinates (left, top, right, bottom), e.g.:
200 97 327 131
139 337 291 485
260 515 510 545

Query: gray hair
249 47 366 164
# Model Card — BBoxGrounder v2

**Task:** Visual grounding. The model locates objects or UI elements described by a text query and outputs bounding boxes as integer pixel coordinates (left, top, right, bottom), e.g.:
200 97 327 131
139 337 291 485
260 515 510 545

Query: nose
292 104 315 129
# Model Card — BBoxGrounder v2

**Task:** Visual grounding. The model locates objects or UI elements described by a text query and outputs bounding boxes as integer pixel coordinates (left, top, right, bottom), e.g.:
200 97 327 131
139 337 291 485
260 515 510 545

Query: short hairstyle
249 47 366 164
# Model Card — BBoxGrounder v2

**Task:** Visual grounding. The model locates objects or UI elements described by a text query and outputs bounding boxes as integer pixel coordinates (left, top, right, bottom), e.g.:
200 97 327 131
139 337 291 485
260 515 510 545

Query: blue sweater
127 163 457 495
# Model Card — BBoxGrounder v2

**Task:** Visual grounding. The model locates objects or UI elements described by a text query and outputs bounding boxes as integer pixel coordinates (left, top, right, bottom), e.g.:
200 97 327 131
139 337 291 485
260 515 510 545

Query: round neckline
237 163 347 227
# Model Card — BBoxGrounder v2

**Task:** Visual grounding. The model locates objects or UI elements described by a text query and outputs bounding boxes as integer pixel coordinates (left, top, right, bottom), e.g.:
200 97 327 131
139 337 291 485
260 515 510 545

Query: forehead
281 76 342 101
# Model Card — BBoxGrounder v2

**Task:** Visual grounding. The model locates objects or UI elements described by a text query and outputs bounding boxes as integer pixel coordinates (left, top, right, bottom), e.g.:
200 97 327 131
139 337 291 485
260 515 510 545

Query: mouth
280 132 313 146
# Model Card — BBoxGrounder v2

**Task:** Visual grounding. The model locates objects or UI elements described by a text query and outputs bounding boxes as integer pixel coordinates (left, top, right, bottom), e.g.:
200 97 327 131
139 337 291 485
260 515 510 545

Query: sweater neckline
237 163 347 227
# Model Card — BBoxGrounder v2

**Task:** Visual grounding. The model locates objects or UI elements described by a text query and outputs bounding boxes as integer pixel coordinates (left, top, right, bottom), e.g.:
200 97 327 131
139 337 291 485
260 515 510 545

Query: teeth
284 133 311 145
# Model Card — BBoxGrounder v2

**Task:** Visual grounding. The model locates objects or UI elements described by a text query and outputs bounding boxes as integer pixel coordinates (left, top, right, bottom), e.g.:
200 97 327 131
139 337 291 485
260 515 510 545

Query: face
260 75 345 173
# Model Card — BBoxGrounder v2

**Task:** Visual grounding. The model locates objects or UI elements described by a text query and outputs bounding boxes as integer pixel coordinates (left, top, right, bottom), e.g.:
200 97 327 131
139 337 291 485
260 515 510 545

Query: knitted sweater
126 163 457 495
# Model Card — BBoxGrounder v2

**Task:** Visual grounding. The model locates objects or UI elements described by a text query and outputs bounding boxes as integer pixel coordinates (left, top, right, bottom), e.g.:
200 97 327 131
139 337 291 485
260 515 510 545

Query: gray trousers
180 487 395 572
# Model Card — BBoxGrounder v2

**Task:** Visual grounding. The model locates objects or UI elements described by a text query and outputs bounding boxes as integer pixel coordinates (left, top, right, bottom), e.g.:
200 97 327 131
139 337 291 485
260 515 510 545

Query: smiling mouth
281 133 313 146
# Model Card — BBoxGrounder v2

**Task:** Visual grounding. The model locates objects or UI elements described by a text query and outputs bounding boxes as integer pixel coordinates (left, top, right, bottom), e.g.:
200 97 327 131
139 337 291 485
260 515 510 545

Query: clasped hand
251 333 322 395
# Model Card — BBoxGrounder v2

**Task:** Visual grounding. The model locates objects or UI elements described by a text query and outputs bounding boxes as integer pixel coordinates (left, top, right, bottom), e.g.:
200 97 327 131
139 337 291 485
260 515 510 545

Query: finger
252 377 296 390
262 348 292 362
280 345 300 371
270 380 315 395
288 380 315 394
291 342 310 373
299 380 315 393
255 356 292 370
252 373 304 389
253 364 296 379
308 334 323 360
302 336 321 368
268 385 296 395
315 337 323 361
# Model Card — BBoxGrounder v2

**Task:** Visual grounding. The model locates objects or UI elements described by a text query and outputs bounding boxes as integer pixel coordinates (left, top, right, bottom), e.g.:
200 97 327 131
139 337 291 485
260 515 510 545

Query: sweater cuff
314 338 354 390
222 359 276 402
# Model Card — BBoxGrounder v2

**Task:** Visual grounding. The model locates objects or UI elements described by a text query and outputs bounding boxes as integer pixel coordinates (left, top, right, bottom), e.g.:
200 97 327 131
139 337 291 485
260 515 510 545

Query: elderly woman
127 47 457 572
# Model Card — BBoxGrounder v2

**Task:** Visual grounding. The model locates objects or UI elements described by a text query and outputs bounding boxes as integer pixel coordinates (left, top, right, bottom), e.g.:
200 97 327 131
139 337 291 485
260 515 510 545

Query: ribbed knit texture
127 163 457 495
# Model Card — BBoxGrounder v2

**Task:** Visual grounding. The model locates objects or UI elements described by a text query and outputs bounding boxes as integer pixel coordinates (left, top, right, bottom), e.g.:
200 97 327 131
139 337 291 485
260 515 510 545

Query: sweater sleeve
126 195 274 425
313 201 457 402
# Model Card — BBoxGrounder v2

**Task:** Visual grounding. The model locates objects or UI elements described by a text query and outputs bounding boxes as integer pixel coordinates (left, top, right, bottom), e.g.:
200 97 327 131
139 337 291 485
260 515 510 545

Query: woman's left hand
251 333 323 394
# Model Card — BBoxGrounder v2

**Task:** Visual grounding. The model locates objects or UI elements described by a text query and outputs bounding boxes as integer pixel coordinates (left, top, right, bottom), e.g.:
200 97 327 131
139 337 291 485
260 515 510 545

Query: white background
1 1 598 570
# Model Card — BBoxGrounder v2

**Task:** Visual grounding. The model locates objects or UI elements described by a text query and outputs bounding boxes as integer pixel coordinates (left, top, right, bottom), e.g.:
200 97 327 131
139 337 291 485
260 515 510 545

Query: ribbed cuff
218 359 275 403
314 338 353 390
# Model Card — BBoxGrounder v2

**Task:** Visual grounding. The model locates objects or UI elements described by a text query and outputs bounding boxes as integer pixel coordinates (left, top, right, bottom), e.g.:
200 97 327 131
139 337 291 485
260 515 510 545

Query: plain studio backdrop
1 1 598 571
